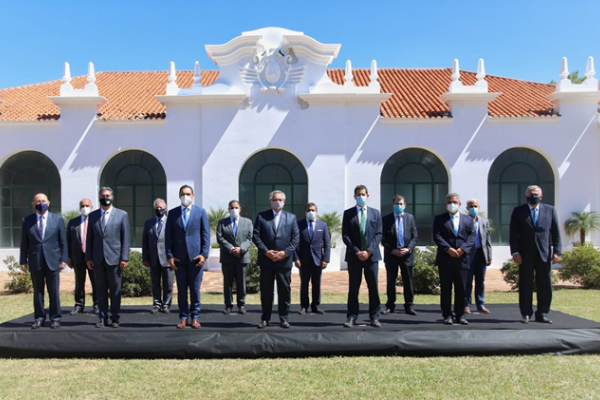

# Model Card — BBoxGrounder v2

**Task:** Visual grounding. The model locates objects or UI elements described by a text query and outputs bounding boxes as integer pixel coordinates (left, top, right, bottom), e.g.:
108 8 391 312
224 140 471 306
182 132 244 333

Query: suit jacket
20 212 68 272
85 207 131 266
142 216 169 267
381 212 418 265
216 216 253 264
165 205 210 263
433 212 476 269
293 219 331 266
252 209 300 269
342 206 383 263
67 215 87 265
473 215 493 263
509 203 561 263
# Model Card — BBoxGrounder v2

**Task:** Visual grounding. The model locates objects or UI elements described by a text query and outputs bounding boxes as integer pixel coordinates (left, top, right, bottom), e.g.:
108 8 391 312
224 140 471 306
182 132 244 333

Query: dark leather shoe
280 320 290 329
312 308 325 315
464 306 471 314
443 316 453 325
95 319 107 329
161 306 170 314
69 308 83 316
535 316 553 324
176 320 187 329
521 315 530 324
257 320 269 329
370 319 381 328
459 318 469 325
110 322 120 328
405 308 418 316
343 318 355 328
31 321 43 329
51 321 60 329
238 306 246 315
223 307 232 315
477 306 490 314
298 308 307 315
150 307 160 314
381 308 394 315
191 319 201 329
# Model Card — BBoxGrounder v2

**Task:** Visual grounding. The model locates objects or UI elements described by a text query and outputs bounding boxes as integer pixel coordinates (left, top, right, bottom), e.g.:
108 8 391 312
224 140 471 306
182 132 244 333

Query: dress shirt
37 212 48 239
449 212 460 235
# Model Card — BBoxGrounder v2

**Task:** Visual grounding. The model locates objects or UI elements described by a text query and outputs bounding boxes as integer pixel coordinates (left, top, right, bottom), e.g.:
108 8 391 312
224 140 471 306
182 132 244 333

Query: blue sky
0 0 598 88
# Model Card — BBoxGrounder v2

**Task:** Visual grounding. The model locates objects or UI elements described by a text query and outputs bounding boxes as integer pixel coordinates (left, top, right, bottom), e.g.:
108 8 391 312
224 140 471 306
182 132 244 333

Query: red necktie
82 217 88 253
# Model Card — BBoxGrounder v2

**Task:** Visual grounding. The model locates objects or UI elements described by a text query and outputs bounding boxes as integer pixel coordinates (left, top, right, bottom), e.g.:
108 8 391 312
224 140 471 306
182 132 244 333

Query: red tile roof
0 69 557 121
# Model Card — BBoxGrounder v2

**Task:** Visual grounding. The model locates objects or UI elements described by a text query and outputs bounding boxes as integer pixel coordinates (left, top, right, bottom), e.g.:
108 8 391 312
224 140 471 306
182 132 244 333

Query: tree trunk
580 228 586 245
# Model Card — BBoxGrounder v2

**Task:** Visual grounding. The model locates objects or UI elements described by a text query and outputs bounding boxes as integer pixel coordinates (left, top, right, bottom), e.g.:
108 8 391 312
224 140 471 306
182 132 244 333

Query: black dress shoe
343 318 355 328
31 321 43 329
381 308 394 315
95 319 107 328
521 315 530 324
51 321 60 329
370 319 381 328
535 316 553 324
110 322 120 328
312 308 325 315
443 316 453 325
257 320 269 329
150 307 160 314
161 306 170 314
280 320 290 329
223 307 232 315
458 318 469 325
238 306 246 315
69 308 83 316
298 308 307 315
405 308 418 316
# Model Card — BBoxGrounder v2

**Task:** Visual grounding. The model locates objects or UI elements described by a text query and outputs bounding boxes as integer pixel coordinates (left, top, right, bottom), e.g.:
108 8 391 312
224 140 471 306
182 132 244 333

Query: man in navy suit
294 202 331 315
253 190 300 329
433 193 476 325
66 198 97 315
20 193 68 329
86 187 131 328
381 195 418 316
165 185 210 329
342 184 383 328
510 185 561 324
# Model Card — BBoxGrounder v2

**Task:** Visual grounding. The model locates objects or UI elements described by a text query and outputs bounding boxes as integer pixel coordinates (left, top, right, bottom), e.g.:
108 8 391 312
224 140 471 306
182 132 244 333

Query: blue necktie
397 215 404 247
451 214 458 236
233 218 238 236
532 208 538 227
156 218 162 236
309 221 314 239
39 215 45 239
183 208 189 229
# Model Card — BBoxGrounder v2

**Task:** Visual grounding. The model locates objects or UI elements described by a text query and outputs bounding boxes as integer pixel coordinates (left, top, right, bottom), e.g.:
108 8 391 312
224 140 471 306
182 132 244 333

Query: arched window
488 148 555 245
381 148 449 245
100 151 166 246
0 151 61 247
239 149 308 222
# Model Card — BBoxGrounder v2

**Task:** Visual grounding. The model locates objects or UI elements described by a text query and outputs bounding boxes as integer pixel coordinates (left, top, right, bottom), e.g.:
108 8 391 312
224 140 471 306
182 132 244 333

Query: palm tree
318 211 342 246
564 211 600 245
208 206 229 236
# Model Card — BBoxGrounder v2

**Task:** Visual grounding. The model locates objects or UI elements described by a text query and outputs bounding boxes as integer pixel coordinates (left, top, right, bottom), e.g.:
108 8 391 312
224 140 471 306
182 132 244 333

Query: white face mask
180 195 192 207
80 206 91 217
271 200 284 211
306 211 317 221
229 208 240 219
447 203 459 214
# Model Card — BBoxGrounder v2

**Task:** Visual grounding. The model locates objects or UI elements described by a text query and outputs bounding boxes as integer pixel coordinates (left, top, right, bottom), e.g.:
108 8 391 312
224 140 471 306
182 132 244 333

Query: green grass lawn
1 290 599 399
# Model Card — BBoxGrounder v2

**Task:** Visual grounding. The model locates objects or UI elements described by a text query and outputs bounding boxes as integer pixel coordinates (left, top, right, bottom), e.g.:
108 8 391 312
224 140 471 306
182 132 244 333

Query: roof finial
586 56 596 80
166 61 179 95
559 57 569 80
476 58 486 81
193 61 202 86
369 59 380 89
63 62 72 85
87 62 96 85
344 60 354 87
451 59 460 82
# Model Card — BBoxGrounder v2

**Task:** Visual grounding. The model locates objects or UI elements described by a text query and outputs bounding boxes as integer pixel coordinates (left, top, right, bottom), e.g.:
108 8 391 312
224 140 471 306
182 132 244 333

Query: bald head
31 193 50 214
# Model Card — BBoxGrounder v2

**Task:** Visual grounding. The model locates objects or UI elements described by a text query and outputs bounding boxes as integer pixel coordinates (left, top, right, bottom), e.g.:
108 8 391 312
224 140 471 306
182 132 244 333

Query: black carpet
1 304 599 358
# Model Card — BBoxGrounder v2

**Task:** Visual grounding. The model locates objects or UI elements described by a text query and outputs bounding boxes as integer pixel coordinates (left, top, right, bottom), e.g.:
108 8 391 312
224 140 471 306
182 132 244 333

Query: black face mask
527 195 541 205
154 208 165 217
99 197 112 207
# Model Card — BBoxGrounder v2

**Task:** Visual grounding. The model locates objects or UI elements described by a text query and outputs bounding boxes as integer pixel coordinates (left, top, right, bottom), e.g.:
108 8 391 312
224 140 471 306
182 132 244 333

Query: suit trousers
299 261 323 310
30 254 61 322
260 266 291 322
175 258 204 320
94 261 122 323
438 264 468 319
519 254 553 318
150 265 174 309
222 263 247 308
466 249 487 307
73 257 97 310
384 259 414 311
347 260 381 320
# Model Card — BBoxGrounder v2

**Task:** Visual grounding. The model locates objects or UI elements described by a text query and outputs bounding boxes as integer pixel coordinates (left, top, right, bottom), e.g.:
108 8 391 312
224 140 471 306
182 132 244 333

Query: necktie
397 215 405 247
532 208 538 227
82 217 87 253
451 214 458 236
157 218 163 236
102 211 109 232
39 215 45 240
233 218 238 236
309 221 314 239
183 208 189 229
360 208 367 250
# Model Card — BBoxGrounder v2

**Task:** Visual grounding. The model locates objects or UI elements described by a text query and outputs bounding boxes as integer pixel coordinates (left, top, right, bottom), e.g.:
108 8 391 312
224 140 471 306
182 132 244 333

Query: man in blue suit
342 184 383 328
20 193 68 329
86 187 131 328
510 185 561 324
165 185 210 329
433 193 476 325
253 190 300 329
294 202 331 315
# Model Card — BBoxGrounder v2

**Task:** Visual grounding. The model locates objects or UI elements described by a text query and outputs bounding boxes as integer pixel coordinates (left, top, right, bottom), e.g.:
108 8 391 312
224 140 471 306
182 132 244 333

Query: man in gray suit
464 199 493 314
216 200 253 315
86 187 131 328
142 198 173 314
20 193 68 329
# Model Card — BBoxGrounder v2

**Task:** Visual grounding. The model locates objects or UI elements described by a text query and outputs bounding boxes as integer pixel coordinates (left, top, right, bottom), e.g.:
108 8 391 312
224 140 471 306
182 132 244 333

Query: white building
1 27 599 269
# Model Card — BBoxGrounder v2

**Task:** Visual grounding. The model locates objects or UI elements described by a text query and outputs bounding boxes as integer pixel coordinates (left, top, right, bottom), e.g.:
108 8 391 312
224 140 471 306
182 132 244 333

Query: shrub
233 245 260 294
121 251 152 297
501 258 559 292
59 209 81 229
559 243 600 289
399 246 440 295
3 255 33 294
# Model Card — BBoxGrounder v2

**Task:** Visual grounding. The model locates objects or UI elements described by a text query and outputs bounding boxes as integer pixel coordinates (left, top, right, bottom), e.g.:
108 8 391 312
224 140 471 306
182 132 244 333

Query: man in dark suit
342 184 383 328
86 187 131 328
293 202 331 315
433 193 476 325
165 185 210 329
464 198 493 315
381 195 418 316
66 198 97 315
509 185 561 324
142 198 173 314
253 190 300 329
216 200 253 315
20 193 68 329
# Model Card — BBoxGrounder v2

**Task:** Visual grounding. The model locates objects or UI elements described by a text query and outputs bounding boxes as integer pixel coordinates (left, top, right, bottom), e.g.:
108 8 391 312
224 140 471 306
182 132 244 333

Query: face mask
356 195 367 207
180 195 192 207
155 208 165 218
35 203 49 213
469 207 478 217
527 195 541 206
80 207 91 217
306 211 317 221
394 205 405 214
229 208 240 219
99 197 112 207
271 200 284 211
447 203 459 214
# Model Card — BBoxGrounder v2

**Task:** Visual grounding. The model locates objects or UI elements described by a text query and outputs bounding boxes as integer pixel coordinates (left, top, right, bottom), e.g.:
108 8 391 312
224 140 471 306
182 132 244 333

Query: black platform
1 304 600 358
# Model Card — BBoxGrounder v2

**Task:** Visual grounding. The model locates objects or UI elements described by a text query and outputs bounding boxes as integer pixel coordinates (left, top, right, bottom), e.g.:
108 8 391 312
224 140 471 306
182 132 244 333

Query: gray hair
269 190 286 201
99 186 113 196
445 193 460 202
525 185 542 195
153 198 167 208
466 198 479 206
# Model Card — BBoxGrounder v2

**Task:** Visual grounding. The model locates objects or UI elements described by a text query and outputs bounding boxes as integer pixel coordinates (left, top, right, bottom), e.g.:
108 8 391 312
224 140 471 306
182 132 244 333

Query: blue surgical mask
356 195 367 207
35 203 49 213
394 205 405 214
469 207 478 217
